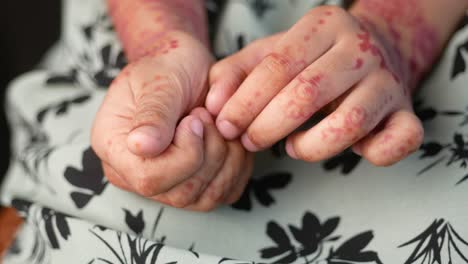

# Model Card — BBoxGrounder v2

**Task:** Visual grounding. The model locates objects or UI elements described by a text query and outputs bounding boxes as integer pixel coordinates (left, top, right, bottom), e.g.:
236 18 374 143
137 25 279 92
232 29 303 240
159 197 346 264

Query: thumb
127 73 187 158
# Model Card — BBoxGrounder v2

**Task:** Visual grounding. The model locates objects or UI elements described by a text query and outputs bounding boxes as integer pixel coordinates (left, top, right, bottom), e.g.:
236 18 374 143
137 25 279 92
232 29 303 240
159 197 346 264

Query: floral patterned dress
1 0 468 263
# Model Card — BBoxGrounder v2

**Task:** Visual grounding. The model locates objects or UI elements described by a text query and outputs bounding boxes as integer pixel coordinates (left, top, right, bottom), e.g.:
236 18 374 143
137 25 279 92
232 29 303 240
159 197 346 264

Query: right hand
91 31 253 211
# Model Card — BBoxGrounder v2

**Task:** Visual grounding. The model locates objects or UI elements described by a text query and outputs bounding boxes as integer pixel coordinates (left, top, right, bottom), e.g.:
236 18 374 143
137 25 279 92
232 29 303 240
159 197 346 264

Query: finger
109 114 205 197
285 70 401 162
102 162 133 192
206 33 283 116
353 110 424 166
216 6 347 140
126 62 189 158
185 140 246 211
224 152 254 205
154 108 228 208
241 41 376 151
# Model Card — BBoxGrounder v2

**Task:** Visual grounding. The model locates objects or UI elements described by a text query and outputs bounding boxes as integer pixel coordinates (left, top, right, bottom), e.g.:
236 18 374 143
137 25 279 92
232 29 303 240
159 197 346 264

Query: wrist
109 0 209 62
350 1 441 91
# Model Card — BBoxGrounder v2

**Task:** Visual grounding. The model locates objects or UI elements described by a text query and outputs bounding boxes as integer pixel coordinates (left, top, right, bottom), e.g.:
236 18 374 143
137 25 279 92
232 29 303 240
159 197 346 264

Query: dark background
0 1 62 183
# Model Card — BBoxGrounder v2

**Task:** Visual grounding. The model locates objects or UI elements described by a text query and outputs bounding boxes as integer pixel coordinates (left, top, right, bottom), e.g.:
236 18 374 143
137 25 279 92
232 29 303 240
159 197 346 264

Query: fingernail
285 140 298 159
190 118 204 138
241 134 259 152
206 85 220 114
128 126 162 156
217 120 240 139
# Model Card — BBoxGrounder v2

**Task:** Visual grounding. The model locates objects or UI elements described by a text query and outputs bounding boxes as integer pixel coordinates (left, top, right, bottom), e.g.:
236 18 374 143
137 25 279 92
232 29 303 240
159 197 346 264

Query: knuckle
263 53 292 76
224 100 257 127
210 136 229 159
343 106 369 134
293 74 321 103
183 147 205 171
210 61 227 80
134 95 173 125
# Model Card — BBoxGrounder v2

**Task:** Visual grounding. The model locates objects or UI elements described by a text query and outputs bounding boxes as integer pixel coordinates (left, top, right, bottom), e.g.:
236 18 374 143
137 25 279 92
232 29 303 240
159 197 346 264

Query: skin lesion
283 73 323 120
355 0 439 89
352 57 364 70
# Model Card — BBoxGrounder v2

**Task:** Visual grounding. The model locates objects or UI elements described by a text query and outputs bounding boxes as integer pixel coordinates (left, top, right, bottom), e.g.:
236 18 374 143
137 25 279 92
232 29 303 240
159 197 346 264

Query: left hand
206 5 424 166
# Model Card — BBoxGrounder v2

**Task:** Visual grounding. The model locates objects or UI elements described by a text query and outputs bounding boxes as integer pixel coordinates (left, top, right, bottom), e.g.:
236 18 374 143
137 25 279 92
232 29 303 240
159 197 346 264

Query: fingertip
351 144 362 156
285 139 298 159
190 117 204 138
206 84 223 116
241 134 259 152
216 119 240 140
127 126 166 157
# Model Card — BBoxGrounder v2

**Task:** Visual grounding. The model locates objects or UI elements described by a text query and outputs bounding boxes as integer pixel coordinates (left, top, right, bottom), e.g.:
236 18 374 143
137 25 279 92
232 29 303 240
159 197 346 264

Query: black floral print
218 258 265 264
46 12 126 89
323 149 363 175
36 93 91 123
418 133 468 185
12 199 72 250
124 209 146 235
247 0 275 18
413 99 468 126
259 212 382 264
399 219 468 263
89 228 166 264
231 172 292 211
452 17 468 80
64 147 108 208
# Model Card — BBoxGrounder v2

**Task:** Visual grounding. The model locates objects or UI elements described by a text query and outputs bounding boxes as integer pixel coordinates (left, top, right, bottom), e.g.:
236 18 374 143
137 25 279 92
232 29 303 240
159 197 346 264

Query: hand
206 5 424 166
92 31 253 211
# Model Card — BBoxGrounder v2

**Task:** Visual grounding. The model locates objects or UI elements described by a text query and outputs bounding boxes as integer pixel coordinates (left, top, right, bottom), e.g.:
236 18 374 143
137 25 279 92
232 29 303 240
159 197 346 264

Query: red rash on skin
353 58 364 70
183 181 195 192
284 74 322 119
325 11 333 16
345 107 367 128
356 22 402 85
321 107 368 142
318 19 325 25
358 0 439 90
304 35 311 41
109 0 206 61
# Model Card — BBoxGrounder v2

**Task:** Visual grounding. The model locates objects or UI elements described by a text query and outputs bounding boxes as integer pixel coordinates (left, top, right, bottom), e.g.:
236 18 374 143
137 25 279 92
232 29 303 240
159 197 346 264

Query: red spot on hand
184 181 194 192
318 19 325 25
170 39 179 49
325 11 333 16
304 35 311 41
353 58 364 70
311 27 318 33
345 107 367 128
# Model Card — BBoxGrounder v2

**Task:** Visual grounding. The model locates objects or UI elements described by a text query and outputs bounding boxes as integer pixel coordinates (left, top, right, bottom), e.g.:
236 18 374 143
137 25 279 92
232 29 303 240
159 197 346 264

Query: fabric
1 0 468 263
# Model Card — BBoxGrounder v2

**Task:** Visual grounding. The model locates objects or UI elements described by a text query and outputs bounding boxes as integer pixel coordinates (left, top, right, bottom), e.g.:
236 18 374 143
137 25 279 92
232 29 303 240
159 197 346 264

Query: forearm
107 0 208 62
350 0 468 89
